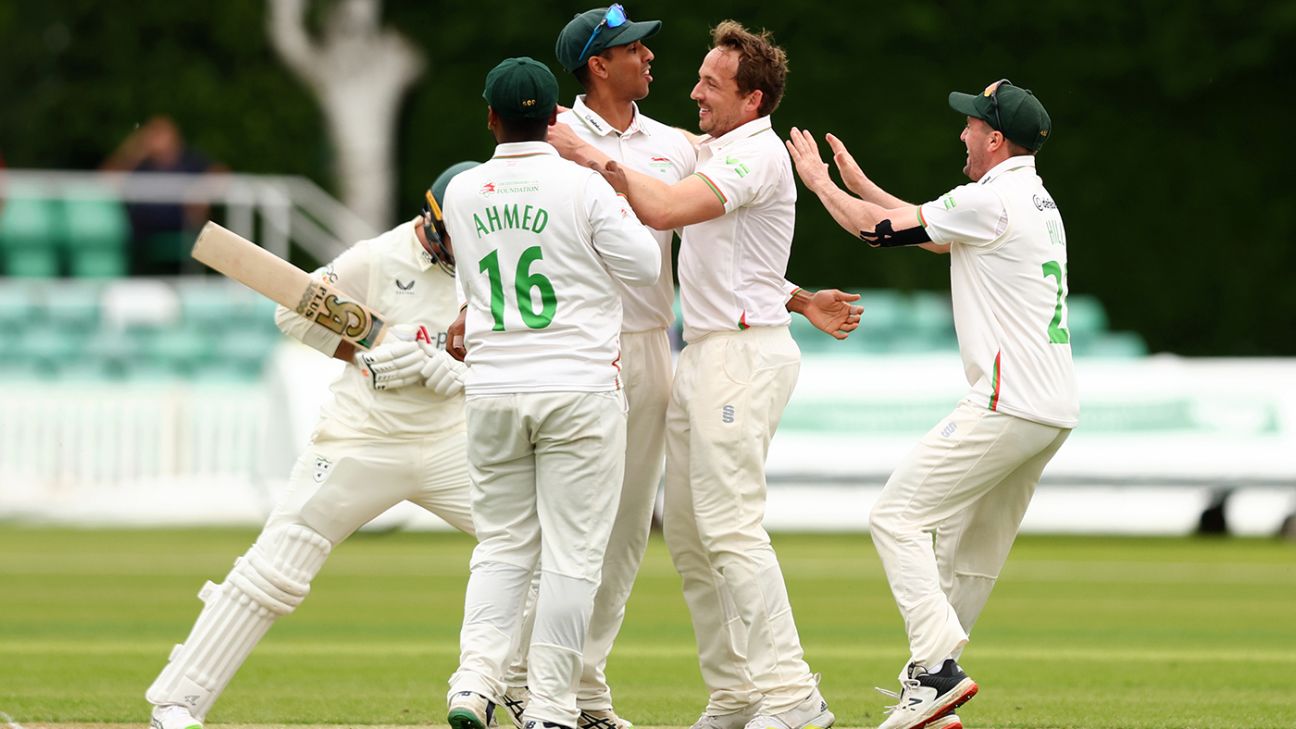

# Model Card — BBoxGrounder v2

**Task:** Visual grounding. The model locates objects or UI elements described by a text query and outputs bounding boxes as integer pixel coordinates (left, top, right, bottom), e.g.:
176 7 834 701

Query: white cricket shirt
443 141 660 395
919 155 1080 428
678 116 796 343
275 218 465 438
559 96 696 333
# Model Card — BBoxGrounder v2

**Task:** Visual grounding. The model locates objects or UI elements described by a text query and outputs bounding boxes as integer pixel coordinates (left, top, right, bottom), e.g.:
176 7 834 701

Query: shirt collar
698 115 774 151
492 141 560 159
407 216 435 272
571 95 649 138
978 154 1037 185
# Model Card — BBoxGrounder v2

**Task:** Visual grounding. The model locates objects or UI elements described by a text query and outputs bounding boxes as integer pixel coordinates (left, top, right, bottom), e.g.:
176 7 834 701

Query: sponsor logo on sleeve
1032 194 1058 211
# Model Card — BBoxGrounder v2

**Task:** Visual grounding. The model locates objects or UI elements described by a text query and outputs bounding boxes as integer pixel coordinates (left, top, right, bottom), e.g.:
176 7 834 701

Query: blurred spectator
102 116 227 275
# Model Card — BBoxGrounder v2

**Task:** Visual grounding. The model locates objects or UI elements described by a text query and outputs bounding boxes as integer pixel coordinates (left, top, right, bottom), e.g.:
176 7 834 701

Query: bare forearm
623 169 678 229
809 182 888 240
853 178 912 209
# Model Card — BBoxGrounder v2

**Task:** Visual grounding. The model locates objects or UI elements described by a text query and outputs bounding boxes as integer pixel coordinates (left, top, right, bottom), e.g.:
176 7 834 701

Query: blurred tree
268 0 424 229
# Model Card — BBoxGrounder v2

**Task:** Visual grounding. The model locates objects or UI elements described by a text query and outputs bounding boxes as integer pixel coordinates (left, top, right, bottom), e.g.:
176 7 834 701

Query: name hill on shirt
471 203 550 238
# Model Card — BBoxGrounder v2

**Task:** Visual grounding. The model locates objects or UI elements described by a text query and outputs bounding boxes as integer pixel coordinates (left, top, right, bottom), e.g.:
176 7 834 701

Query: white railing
2 169 375 266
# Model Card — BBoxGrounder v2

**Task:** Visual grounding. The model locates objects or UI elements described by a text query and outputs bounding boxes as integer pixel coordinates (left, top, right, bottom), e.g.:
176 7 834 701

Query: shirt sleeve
919 183 1008 247
584 172 661 288
692 142 768 214
274 239 372 356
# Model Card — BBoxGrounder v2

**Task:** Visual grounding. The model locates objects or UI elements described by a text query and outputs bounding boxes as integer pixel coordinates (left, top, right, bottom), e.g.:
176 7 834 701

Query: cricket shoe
502 686 530 729
875 660 977 729
579 707 634 729
743 688 835 729
150 704 202 729
689 705 759 729
449 690 498 729
927 715 962 729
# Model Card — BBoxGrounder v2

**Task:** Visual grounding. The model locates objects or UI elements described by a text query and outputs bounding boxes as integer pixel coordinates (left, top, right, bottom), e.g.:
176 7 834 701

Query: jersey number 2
1042 260 1070 344
479 246 557 331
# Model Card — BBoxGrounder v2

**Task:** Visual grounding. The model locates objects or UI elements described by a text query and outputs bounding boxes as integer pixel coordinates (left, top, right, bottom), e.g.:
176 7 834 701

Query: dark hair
711 20 788 117
572 48 613 91
496 114 551 142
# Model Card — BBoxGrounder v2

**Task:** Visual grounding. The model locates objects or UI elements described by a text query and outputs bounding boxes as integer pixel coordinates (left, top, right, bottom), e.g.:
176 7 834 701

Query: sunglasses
983 78 1013 133
577 4 628 65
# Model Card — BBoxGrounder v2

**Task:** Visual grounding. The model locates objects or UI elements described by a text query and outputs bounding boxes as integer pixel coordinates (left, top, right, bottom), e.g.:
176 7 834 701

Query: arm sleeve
274 240 373 356
918 183 1007 247
692 144 768 214
584 172 661 287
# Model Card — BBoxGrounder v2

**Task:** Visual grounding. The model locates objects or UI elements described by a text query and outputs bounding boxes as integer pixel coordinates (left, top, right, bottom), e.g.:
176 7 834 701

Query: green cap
428 161 480 212
556 6 661 72
948 79 1052 151
483 57 559 120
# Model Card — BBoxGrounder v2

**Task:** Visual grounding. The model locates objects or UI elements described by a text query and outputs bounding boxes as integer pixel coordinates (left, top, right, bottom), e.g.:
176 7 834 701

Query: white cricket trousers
147 421 474 718
663 326 817 715
869 401 1070 670
451 391 627 728
581 328 672 707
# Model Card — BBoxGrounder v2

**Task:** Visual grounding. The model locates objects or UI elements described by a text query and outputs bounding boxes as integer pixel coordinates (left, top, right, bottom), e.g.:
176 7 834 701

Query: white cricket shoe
689 705 760 729
150 704 202 729
875 660 978 729
449 690 498 729
742 688 835 729
502 685 530 729
579 707 634 729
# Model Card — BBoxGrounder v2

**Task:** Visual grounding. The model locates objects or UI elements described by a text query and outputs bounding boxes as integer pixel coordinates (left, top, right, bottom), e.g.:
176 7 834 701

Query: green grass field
0 527 1293 729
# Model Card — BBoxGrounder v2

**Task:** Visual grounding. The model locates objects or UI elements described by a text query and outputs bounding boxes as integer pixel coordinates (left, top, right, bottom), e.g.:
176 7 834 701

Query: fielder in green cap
443 52 663 729
785 82 1076 729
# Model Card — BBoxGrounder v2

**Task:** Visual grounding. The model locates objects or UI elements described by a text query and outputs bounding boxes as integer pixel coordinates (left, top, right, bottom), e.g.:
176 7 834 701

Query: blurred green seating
0 282 38 334
1066 294 1108 336
0 193 62 277
41 281 103 329
61 187 130 278
1074 331 1148 358
141 323 214 374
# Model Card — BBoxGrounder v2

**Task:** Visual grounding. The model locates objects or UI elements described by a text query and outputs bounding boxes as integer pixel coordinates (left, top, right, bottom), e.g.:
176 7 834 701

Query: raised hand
785 127 833 194
826 133 871 196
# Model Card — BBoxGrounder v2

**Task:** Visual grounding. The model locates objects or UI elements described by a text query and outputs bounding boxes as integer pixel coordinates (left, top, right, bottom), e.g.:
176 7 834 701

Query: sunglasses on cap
422 190 455 276
982 78 1013 134
577 4 628 65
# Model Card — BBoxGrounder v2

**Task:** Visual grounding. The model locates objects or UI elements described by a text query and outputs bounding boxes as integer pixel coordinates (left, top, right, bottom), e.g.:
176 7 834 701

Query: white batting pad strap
146 525 332 720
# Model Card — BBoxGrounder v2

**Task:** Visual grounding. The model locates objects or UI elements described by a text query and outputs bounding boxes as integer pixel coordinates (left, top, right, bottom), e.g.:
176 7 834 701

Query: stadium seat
101 279 181 330
143 323 214 373
0 282 38 334
62 188 130 278
909 291 954 338
853 290 910 338
0 194 62 277
1066 294 1109 336
41 281 103 329
1075 331 1148 358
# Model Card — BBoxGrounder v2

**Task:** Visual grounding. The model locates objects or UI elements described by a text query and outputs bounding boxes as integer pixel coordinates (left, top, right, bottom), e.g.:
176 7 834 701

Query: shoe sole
911 680 977 729
927 717 962 729
449 708 488 729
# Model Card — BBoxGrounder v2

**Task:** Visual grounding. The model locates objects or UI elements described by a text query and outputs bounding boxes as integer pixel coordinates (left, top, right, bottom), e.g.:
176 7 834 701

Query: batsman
145 163 480 729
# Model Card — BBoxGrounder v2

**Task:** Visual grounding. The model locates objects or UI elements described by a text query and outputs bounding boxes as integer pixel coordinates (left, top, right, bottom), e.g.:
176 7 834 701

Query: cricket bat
191 221 388 351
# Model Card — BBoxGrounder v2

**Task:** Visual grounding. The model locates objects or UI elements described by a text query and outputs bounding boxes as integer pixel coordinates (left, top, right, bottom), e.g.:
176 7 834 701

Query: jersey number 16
479 246 558 331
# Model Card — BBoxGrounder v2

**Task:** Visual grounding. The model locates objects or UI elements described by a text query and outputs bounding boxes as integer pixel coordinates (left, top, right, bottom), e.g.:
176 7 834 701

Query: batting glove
354 338 428 391
419 342 466 397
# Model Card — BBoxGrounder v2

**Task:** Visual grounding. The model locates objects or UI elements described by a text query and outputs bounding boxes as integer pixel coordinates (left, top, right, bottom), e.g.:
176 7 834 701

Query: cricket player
550 20 836 729
785 79 1078 729
522 9 863 729
145 163 479 729
441 57 659 729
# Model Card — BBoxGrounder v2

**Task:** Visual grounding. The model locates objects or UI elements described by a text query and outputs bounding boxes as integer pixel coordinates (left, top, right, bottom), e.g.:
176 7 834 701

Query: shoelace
874 677 921 715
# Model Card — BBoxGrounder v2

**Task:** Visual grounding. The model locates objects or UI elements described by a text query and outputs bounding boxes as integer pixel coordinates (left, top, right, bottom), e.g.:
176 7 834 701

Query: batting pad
146 524 332 719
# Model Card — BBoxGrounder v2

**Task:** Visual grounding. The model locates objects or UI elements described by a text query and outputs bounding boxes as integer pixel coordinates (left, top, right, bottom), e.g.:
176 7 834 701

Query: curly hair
710 20 789 117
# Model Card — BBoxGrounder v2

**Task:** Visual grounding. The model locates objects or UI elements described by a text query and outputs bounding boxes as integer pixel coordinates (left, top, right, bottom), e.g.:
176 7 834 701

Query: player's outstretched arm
549 122 722 230
824 133 910 209
786 128 945 253
788 288 863 340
